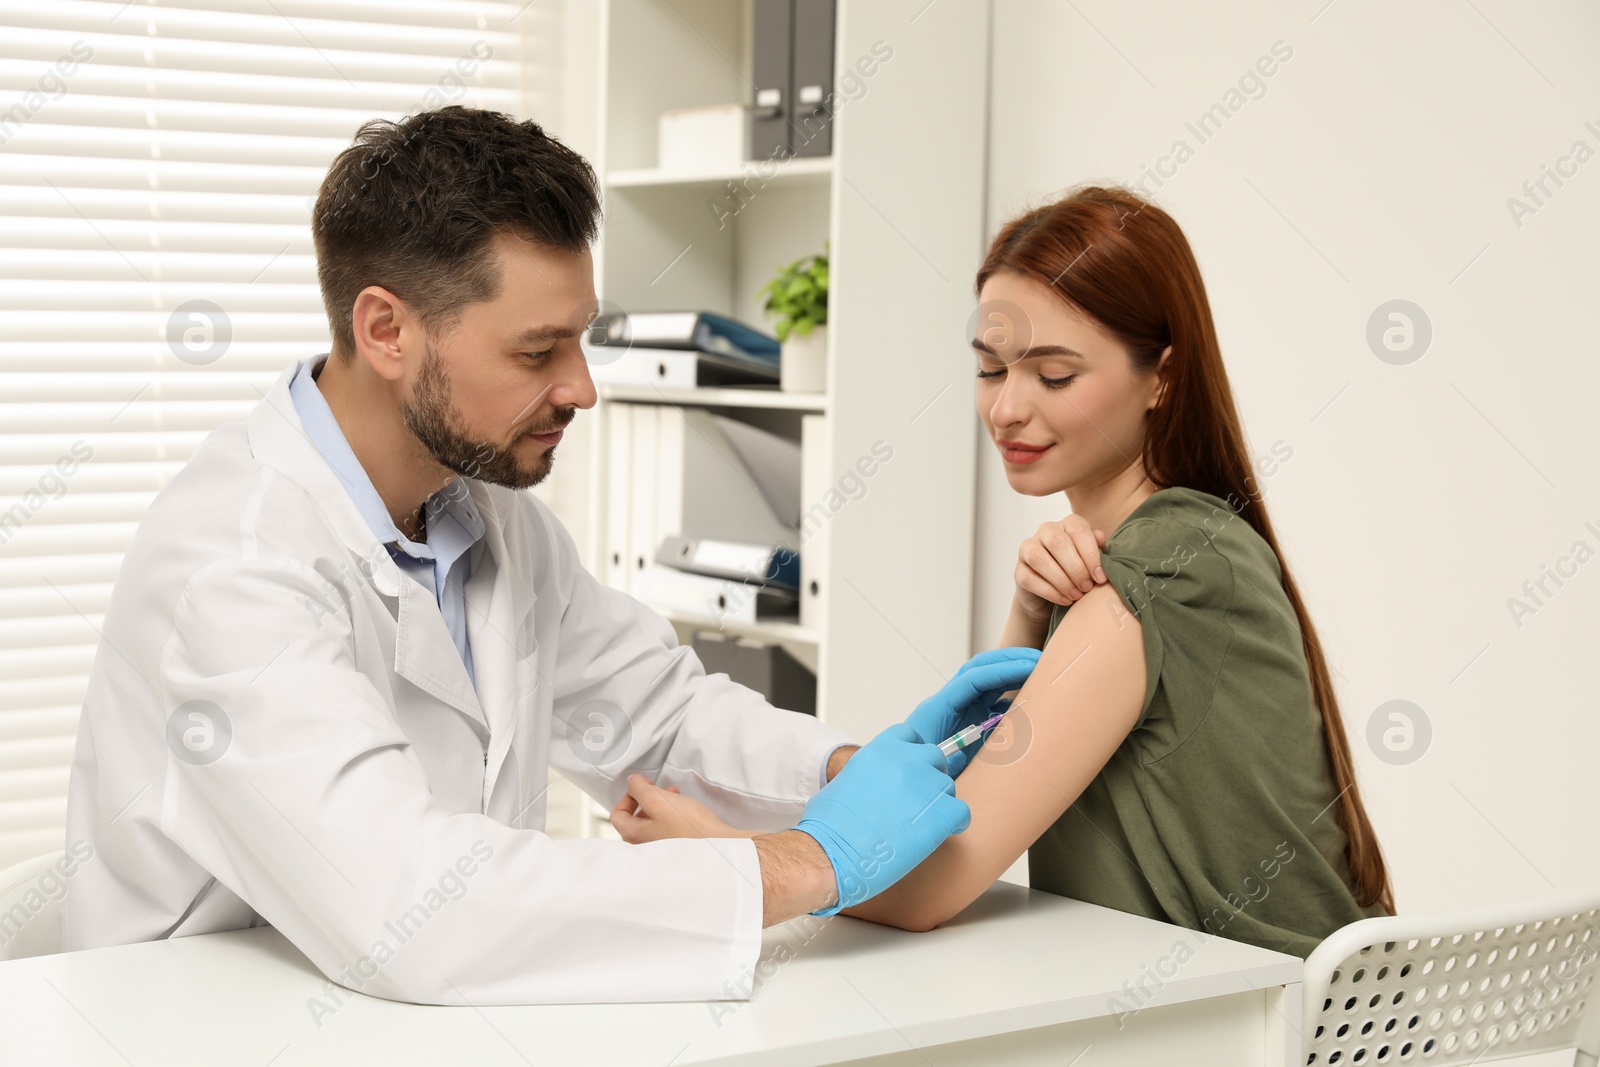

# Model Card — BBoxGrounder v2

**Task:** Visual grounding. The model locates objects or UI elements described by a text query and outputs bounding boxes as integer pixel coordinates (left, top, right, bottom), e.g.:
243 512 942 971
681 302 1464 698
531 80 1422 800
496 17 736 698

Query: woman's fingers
1018 543 1076 605
1017 561 1073 608
1062 519 1107 586
1027 517 1110 601
1042 520 1095 593
1083 526 1109 580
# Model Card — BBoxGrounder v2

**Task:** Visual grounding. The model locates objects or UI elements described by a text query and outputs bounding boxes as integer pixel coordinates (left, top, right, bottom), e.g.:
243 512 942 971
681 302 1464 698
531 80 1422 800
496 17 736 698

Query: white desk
0 882 1303 1066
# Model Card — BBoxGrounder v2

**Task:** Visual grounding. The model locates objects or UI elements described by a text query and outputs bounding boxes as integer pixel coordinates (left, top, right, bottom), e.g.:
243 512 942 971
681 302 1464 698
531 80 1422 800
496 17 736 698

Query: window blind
0 0 546 870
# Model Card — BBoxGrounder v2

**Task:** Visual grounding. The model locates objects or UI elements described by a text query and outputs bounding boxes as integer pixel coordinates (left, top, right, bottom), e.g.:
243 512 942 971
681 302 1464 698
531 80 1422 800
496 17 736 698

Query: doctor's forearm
825 745 858 781
752 829 837 926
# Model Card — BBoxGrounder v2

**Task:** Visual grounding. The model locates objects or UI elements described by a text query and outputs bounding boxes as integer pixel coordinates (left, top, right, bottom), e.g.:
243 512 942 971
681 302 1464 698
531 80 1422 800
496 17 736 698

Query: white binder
799 413 829 632
627 404 659 587
635 568 757 627
603 401 633 592
634 568 798 628
586 346 778 389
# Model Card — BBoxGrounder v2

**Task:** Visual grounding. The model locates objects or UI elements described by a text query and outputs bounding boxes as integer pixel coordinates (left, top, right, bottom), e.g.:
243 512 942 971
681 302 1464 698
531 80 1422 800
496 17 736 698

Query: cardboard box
658 103 746 172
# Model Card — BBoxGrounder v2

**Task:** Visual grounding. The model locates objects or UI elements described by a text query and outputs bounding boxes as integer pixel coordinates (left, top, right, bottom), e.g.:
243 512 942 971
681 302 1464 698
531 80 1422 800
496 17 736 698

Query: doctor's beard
401 343 575 490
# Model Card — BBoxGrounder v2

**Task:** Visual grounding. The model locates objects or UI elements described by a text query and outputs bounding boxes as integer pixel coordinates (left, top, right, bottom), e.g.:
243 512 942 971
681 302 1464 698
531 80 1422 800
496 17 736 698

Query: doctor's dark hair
312 105 601 359
977 185 1395 917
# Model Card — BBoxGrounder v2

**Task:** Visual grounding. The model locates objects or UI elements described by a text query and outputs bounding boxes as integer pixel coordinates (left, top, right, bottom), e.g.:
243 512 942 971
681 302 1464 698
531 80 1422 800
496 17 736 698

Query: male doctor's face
400 231 599 490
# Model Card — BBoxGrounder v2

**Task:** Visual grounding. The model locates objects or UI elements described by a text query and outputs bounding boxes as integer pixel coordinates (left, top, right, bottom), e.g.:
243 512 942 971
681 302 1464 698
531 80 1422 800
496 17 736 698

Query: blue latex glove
794 723 971 916
903 647 1040 774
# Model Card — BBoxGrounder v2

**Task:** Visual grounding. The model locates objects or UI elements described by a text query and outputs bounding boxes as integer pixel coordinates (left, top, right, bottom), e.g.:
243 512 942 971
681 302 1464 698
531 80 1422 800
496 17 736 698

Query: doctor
62 106 1038 1006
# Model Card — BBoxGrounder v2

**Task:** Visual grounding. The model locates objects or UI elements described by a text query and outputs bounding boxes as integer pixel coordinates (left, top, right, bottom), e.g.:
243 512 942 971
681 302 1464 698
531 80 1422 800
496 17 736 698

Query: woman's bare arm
842 583 1145 931
996 590 1051 649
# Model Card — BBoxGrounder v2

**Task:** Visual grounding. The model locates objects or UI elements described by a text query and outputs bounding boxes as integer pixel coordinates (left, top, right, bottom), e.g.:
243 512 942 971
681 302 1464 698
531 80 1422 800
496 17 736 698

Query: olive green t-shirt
1028 487 1387 958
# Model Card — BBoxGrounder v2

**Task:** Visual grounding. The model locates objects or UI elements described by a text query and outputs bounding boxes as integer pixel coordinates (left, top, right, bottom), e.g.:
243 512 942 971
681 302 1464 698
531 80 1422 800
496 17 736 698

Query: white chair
1302 887 1600 1066
0 851 67 962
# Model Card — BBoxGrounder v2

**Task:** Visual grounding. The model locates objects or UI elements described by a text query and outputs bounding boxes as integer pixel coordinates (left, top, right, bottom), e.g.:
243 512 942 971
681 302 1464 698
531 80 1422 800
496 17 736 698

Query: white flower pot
780 324 828 394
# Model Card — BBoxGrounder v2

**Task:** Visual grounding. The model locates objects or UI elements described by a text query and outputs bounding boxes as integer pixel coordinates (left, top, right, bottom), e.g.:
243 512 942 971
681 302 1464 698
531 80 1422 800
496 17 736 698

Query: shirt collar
286 353 485 563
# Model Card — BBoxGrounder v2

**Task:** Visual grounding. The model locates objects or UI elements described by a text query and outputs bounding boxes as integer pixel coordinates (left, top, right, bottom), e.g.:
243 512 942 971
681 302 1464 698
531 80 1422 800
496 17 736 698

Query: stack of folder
584 311 781 388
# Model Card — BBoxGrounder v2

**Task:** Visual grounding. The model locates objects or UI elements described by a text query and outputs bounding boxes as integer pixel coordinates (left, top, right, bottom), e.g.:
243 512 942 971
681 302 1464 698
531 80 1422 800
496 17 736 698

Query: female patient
613 185 1393 957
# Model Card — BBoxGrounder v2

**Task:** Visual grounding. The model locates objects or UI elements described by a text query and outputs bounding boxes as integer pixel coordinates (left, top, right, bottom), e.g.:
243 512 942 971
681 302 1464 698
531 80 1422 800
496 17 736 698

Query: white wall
974 0 1600 914
530 0 603 563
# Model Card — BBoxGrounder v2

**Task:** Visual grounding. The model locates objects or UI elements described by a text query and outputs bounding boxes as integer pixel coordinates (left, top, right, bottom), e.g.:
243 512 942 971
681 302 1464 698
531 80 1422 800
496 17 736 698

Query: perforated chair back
1302 887 1600 1066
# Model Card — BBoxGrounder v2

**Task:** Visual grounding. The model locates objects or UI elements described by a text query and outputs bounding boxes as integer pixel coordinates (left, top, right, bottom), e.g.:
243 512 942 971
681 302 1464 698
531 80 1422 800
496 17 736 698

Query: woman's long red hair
978 185 1394 914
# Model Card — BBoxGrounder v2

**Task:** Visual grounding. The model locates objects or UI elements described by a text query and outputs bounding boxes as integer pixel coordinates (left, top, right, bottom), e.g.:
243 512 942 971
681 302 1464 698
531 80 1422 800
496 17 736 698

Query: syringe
937 710 1008 758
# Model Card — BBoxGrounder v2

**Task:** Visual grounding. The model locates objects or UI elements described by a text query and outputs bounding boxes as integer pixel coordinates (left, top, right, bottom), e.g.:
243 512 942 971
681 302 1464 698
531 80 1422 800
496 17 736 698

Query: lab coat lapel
392 578 488 732
245 362 490 736
463 481 541 816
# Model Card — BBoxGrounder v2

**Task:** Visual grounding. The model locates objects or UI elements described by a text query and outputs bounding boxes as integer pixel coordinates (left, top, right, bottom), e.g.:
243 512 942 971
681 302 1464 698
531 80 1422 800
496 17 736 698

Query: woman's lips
996 440 1053 465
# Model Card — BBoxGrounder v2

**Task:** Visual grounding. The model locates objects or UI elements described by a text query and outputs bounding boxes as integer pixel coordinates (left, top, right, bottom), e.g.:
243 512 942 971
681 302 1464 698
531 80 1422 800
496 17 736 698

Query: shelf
598 382 828 413
590 0 991 739
607 156 833 192
657 608 821 646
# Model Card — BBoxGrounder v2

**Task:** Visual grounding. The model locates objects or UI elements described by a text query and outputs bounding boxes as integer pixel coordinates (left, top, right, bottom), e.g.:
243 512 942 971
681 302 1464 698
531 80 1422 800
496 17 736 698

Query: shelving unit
655 609 821 647
607 155 834 191
565 0 991 839
597 381 828 412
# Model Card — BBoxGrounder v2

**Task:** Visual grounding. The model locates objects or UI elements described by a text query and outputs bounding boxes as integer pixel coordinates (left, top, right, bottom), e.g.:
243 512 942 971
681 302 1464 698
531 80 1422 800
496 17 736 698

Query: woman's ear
1148 345 1173 411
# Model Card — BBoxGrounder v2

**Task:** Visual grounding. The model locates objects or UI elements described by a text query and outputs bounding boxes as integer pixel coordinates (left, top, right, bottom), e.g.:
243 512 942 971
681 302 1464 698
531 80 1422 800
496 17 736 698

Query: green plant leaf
759 247 830 337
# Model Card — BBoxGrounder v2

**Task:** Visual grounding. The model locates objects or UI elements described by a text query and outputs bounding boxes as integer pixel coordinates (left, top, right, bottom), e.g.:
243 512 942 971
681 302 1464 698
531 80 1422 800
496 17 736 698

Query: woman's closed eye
975 365 1077 389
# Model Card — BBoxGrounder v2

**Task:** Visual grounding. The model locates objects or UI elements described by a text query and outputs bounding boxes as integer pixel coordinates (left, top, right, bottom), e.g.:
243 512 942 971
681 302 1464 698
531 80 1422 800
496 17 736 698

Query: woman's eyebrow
970 339 1087 360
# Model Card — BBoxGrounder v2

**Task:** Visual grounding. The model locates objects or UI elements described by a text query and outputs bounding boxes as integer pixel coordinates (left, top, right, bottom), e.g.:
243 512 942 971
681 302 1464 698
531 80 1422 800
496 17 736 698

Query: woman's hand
1013 515 1109 624
609 774 755 843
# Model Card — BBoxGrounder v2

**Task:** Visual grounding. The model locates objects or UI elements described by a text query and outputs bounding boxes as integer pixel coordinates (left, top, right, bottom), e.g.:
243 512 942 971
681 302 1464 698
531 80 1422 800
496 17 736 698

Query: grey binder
750 0 794 161
790 0 836 157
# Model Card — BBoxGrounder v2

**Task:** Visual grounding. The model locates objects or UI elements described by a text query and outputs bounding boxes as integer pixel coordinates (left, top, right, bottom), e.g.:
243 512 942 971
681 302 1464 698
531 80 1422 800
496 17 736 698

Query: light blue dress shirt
291 354 846 788
289 354 486 687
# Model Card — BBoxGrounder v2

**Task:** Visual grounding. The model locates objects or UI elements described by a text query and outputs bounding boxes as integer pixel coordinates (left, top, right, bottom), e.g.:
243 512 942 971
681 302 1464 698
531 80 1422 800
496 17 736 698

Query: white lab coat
62 361 858 1005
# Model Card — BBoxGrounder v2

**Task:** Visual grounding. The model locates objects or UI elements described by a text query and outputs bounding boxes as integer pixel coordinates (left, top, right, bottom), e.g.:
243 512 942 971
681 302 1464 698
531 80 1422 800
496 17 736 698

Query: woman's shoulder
1114 486 1229 536
1113 487 1272 562
1099 487 1281 611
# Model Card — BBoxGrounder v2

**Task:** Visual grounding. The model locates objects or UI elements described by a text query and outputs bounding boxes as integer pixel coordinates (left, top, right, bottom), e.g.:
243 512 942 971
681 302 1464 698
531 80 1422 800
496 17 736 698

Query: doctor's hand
610 774 754 843
902 647 1041 775
1015 514 1108 624
795 723 970 916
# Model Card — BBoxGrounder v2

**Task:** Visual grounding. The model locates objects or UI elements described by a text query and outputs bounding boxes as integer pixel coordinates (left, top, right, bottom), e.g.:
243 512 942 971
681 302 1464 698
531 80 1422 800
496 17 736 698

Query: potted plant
758 246 828 393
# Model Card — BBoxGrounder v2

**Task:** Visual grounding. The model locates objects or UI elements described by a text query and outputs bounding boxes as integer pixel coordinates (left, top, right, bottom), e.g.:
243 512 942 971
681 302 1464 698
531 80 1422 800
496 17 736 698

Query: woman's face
974 270 1166 497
